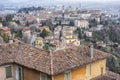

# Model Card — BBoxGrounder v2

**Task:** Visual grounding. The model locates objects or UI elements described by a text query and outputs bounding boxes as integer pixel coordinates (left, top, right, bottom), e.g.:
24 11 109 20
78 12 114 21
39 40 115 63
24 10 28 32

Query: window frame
64 71 71 80
40 73 47 80
16 65 23 80
5 65 12 78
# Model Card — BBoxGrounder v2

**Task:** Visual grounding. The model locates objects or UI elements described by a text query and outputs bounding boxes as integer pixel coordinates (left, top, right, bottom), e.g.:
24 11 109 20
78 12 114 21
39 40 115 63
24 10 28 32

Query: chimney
89 44 93 59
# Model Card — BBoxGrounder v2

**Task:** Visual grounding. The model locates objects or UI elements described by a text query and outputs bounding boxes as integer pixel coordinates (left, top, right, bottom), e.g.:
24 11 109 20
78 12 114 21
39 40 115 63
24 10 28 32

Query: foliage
74 28 83 39
69 21 74 26
43 43 50 51
14 20 20 25
11 29 22 38
2 14 14 26
40 29 50 38
2 34 9 43
0 17 2 22
6 14 14 22
43 43 55 51
89 19 98 28
18 6 44 13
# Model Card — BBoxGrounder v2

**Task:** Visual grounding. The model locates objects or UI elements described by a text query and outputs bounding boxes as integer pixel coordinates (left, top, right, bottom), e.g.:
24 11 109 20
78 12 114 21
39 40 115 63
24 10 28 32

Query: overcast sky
2 0 120 3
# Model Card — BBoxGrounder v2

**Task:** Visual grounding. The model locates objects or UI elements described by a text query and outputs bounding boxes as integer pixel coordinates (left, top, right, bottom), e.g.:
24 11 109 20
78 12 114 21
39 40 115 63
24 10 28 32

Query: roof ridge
49 51 54 75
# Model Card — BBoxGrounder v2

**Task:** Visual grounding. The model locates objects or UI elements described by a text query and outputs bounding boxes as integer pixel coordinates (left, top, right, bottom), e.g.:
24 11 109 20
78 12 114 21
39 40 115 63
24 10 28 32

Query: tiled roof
0 41 111 75
106 71 120 80
91 70 120 80
91 75 115 80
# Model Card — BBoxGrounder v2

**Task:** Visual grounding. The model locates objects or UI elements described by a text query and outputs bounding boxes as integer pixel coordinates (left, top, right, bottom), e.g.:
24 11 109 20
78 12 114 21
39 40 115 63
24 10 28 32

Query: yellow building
35 37 43 45
0 41 117 80
38 26 51 32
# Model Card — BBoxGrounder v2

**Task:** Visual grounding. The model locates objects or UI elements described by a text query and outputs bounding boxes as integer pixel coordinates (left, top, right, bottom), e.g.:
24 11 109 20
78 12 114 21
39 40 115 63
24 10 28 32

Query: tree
43 43 55 51
0 17 2 22
6 14 13 22
69 21 74 26
43 43 50 51
2 34 9 43
74 28 83 39
11 29 22 38
40 29 50 38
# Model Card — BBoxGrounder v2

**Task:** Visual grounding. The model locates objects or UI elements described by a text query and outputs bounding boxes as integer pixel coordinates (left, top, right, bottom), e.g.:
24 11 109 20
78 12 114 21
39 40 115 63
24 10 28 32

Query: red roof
0 41 111 75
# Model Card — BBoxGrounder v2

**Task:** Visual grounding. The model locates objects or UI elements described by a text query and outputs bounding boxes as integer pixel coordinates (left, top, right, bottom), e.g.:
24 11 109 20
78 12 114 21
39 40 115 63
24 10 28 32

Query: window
101 67 104 75
41 74 47 80
5 66 12 78
89 64 91 75
86 64 92 77
16 66 23 80
65 71 71 80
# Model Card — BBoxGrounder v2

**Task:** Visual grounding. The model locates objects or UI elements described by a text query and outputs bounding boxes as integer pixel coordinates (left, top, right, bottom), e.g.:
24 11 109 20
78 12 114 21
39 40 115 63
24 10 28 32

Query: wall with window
53 59 106 80
53 73 64 80
23 67 51 80
72 65 86 80
0 64 15 80
53 66 86 80
23 67 40 80
86 59 106 80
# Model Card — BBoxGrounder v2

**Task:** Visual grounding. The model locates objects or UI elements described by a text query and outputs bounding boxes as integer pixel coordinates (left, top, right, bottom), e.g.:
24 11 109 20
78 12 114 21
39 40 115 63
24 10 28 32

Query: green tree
0 17 2 22
69 21 74 26
40 29 50 38
11 29 22 38
6 14 13 22
43 43 50 51
74 28 83 39
2 34 9 43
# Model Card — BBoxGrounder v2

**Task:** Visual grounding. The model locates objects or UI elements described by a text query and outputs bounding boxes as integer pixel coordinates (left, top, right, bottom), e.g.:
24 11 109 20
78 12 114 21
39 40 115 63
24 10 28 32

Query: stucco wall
86 59 106 80
0 64 15 80
53 59 106 80
23 67 40 80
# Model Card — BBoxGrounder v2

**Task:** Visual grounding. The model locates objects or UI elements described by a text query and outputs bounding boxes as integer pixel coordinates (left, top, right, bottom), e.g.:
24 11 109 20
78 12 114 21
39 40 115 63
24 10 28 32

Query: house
84 31 93 38
22 27 31 43
34 37 44 49
0 27 11 37
80 13 91 19
0 40 118 80
35 37 43 45
74 19 89 29
0 23 3 28
62 26 80 46
38 26 51 32
96 41 107 48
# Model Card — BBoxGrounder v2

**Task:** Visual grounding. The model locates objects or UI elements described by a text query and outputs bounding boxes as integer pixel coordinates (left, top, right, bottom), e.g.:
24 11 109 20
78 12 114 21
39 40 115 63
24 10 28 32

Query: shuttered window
65 71 71 80
41 74 47 80
5 66 12 78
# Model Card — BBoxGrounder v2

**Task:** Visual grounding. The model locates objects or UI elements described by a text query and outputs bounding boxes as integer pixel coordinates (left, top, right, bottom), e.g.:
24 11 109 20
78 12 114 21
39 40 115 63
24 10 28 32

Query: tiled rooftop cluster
0 41 111 75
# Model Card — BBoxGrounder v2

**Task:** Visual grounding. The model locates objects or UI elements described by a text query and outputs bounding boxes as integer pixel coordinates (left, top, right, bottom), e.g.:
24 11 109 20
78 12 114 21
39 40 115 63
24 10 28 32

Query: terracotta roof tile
106 71 120 80
91 75 115 80
0 41 111 75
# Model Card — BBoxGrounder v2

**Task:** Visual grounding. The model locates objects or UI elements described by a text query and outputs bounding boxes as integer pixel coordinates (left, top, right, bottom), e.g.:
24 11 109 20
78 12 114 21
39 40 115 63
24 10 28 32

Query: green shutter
41 74 47 80
5 66 12 78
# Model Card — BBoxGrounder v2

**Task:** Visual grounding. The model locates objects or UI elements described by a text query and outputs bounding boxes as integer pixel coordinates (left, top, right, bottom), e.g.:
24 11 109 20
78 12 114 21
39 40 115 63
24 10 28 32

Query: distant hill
18 6 45 13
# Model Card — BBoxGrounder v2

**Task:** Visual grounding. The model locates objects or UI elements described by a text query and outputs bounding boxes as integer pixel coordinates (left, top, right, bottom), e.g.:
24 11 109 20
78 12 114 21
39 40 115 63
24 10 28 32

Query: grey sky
2 0 120 3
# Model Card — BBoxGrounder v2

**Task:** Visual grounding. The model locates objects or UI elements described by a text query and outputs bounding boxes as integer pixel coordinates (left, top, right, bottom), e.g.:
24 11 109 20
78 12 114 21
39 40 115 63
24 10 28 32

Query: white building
22 28 31 43
85 31 92 38
80 13 91 19
74 20 89 29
